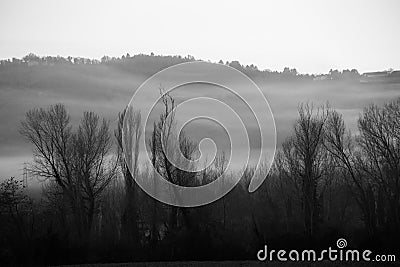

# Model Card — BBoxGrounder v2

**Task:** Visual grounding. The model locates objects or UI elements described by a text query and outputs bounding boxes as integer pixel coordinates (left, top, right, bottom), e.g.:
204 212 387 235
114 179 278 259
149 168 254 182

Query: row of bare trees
3 96 400 264
273 99 400 239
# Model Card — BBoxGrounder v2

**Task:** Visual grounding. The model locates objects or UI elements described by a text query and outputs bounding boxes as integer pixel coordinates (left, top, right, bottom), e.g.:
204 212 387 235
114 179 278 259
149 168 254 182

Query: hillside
1 54 400 181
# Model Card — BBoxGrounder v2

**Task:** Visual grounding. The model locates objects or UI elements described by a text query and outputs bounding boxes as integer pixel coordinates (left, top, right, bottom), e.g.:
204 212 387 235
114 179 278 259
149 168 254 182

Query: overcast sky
0 0 399 73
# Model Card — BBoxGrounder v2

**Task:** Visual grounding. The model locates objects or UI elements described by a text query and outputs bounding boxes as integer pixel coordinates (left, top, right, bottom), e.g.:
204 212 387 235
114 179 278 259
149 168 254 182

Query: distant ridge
0 53 398 83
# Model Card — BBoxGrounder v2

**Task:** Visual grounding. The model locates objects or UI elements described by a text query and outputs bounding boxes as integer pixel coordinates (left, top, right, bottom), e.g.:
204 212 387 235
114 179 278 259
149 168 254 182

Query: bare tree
0 177 33 241
73 111 117 236
358 100 400 231
148 91 198 232
271 151 300 233
325 110 377 234
115 107 142 244
20 104 117 238
214 152 228 229
280 103 329 237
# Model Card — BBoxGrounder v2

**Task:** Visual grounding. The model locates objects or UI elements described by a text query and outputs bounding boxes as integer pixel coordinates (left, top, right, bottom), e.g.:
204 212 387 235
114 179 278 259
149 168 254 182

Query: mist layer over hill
1 54 400 183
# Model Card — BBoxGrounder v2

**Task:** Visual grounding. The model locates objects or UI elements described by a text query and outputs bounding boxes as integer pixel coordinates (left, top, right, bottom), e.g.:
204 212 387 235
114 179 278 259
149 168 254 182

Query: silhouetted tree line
0 53 363 82
1 97 400 265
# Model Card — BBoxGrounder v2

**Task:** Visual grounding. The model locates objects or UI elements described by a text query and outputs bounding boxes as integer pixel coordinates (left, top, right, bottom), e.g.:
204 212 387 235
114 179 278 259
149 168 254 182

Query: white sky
0 0 399 74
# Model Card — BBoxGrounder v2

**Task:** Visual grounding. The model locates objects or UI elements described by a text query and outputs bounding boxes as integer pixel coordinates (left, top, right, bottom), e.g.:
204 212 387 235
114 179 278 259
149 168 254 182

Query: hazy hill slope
1 56 400 181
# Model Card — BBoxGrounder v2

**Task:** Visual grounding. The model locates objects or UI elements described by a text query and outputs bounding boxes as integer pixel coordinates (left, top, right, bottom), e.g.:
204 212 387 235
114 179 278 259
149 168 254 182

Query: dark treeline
1 96 400 265
0 53 364 82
